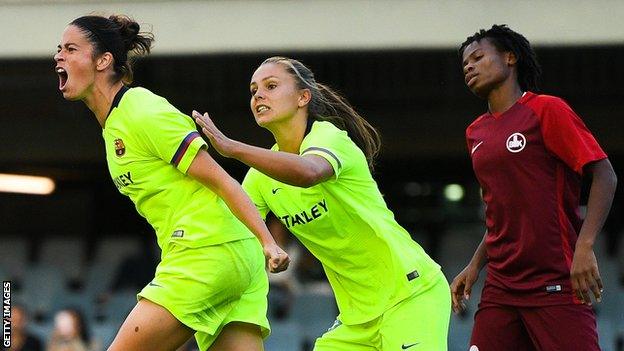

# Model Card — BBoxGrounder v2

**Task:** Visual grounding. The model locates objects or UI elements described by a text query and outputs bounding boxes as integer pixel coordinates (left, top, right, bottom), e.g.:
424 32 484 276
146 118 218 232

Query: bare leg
108 299 195 351
208 322 264 351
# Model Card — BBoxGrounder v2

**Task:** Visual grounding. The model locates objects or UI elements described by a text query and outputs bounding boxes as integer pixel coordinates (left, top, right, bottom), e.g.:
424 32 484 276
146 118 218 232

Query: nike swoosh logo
402 343 419 349
272 188 282 194
471 141 484 154
148 282 162 287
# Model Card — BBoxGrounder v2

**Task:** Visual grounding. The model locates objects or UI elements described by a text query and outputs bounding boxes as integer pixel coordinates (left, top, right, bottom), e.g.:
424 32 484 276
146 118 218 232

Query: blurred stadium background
1 1 623 350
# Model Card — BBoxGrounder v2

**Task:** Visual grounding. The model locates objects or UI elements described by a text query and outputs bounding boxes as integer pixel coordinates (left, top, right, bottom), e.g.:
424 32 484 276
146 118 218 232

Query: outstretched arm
193 111 333 188
450 230 488 313
187 149 290 272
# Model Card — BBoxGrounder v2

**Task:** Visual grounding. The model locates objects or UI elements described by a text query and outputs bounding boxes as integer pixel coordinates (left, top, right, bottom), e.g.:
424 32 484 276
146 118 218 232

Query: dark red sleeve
466 114 486 156
530 96 607 174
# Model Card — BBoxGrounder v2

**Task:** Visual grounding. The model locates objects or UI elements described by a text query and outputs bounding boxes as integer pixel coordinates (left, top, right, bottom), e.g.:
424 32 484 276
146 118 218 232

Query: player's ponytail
70 14 154 84
262 57 381 171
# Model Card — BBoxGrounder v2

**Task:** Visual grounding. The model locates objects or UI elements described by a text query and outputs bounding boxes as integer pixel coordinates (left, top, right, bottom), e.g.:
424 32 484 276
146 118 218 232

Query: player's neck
271 113 308 154
84 80 125 128
487 82 524 115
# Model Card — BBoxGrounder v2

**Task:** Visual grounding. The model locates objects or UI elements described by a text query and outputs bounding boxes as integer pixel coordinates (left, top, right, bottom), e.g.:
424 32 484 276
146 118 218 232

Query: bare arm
266 213 291 248
450 230 488 313
231 141 333 188
193 111 334 187
577 159 617 249
571 158 617 304
187 149 290 272
468 230 488 271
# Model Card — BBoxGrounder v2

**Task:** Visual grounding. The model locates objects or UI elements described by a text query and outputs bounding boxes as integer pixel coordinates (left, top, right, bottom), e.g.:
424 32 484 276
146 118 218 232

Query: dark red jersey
466 92 607 306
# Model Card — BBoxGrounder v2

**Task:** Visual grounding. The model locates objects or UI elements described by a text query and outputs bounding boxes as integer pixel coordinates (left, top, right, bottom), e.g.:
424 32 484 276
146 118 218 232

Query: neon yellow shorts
137 238 270 350
314 271 450 351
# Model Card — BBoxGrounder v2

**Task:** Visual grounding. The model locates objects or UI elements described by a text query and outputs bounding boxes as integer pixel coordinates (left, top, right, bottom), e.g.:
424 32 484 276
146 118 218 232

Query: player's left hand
263 242 291 273
193 110 237 157
570 242 603 306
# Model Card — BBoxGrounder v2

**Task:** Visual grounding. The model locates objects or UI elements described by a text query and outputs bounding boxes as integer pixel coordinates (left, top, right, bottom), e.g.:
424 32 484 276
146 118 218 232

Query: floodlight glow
0 173 56 195
444 184 464 202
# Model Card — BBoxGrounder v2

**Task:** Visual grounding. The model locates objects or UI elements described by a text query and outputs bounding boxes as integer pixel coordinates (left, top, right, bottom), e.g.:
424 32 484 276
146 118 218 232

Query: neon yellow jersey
103 87 254 252
242 121 441 324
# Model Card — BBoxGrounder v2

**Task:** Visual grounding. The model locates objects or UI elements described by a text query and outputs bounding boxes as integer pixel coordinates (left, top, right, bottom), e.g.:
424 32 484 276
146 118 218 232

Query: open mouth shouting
56 66 68 91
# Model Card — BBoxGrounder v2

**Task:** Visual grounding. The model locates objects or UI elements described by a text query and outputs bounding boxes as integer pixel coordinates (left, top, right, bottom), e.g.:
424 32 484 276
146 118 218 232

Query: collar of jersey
488 91 534 118
107 85 130 118
272 118 317 152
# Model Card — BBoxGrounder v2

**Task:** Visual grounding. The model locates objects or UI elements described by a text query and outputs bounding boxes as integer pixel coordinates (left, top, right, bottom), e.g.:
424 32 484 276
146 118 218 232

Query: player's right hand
193 110 236 158
450 263 480 314
263 242 290 273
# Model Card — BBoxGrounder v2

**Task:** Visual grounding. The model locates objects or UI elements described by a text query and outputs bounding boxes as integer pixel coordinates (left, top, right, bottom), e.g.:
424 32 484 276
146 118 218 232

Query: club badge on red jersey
506 133 526 153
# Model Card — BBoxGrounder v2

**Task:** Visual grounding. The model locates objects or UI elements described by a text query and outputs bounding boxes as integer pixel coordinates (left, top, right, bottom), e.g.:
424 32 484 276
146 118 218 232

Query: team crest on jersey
114 139 125 157
506 133 526 153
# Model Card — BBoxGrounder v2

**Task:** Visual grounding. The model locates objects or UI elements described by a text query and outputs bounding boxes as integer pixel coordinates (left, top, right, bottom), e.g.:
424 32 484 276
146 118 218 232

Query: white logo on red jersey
469 346 480 351
506 133 526 153
471 141 484 155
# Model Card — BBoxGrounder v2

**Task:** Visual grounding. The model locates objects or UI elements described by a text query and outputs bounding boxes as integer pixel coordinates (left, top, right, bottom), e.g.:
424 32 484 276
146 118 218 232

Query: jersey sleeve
537 97 607 174
299 122 353 179
135 99 207 174
242 169 270 220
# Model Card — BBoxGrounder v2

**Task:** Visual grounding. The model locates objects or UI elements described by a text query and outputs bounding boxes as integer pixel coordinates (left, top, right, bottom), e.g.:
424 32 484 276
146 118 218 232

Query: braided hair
459 24 541 92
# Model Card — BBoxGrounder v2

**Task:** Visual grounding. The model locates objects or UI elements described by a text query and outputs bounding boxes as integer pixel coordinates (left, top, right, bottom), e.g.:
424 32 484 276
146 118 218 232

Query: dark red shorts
469 302 599 351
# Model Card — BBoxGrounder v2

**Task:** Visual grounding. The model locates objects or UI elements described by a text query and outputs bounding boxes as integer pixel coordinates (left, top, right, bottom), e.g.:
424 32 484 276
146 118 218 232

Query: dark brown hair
71 14 154 84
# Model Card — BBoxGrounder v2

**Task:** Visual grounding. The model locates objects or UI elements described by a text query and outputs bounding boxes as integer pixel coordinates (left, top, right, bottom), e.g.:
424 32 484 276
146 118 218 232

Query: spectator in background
4 304 43 351
47 308 97 351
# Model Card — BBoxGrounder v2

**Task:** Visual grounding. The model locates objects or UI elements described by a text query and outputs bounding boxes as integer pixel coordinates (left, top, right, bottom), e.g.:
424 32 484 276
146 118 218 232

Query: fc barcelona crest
114 138 126 157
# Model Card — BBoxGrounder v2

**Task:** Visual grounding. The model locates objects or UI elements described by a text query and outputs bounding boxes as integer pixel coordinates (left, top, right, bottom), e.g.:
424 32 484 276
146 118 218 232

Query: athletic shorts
137 238 270 350
470 301 599 351
314 270 451 351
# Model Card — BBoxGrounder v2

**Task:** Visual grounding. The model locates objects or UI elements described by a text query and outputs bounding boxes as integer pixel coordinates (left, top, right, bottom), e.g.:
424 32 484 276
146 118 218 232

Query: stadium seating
82 261 120 301
92 235 143 268
51 290 98 323
40 236 86 283
448 313 474 351
91 321 120 348
438 225 484 280
598 316 616 351
27 320 53 346
264 320 303 351
0 236 29 281
290 290 337 350
20 264 65 318
2 230 622 351
100 289 138 324
0 265 7 282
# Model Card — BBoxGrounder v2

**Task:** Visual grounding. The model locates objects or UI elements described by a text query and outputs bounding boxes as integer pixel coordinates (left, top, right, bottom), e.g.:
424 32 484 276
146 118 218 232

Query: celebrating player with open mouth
55 14 289 351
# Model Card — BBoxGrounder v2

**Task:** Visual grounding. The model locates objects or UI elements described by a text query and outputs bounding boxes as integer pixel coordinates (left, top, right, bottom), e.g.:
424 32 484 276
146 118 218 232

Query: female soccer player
54 15 289 351
194 56 450 350
451 25 617 350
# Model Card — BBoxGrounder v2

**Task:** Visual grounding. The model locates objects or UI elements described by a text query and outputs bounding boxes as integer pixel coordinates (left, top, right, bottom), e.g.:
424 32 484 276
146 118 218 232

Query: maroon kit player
451 25 617 350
